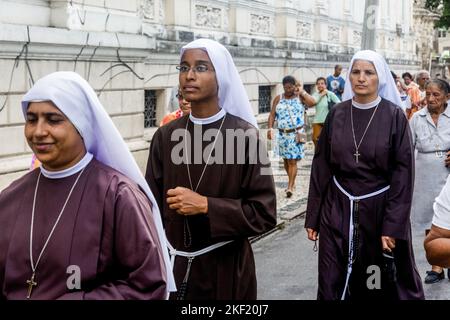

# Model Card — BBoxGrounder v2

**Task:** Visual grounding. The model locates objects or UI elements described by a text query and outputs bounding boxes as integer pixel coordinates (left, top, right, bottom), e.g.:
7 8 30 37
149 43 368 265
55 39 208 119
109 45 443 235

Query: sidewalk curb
250 208 306 244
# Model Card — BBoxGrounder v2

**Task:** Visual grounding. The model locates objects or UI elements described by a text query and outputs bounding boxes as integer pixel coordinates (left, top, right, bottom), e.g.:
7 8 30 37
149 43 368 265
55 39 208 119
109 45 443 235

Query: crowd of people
265 51 450 299
0 38 449 301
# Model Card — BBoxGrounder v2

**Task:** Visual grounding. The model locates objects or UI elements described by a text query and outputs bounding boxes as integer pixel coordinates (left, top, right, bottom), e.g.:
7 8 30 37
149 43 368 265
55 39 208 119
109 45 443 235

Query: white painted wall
0 0 420 190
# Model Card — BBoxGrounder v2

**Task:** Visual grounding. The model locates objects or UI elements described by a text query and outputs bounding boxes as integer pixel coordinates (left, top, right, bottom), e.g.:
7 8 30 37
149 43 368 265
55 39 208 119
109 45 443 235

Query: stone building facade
412 0 439 70
0 0 420 190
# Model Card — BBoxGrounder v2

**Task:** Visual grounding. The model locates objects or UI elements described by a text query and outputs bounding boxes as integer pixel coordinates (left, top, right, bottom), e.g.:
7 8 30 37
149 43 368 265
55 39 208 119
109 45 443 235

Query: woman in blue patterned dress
268 75 315 197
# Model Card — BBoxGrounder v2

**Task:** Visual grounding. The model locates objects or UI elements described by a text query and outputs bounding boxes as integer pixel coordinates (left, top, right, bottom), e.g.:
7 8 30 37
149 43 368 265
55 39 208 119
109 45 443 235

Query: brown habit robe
305 98 424 300
145 113 277 300
0 159 167 300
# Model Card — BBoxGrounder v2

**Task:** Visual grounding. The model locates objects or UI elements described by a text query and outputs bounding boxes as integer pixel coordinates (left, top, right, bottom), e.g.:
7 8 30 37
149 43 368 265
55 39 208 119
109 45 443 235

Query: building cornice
0 23 155 60
229 0 276 15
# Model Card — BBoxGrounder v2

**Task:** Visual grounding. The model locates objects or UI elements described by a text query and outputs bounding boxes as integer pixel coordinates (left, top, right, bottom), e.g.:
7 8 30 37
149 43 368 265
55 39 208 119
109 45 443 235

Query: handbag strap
286 101 303 131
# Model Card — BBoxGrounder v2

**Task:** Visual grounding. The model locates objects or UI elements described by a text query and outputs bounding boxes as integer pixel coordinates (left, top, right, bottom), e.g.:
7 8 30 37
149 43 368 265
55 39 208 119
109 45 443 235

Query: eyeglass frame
176 64 215 74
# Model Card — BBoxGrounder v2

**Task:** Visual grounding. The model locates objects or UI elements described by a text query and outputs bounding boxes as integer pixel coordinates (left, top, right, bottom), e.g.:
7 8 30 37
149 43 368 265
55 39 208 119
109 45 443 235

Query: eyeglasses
176 64 213 73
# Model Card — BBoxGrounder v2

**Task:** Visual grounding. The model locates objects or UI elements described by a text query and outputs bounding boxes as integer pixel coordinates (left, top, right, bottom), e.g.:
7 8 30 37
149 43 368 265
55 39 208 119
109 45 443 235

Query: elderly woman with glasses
410 79 450 284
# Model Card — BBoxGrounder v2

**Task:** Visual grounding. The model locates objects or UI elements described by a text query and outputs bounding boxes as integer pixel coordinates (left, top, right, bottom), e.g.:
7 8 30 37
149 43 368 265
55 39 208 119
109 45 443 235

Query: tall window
144 90 157 128
258 85 272 113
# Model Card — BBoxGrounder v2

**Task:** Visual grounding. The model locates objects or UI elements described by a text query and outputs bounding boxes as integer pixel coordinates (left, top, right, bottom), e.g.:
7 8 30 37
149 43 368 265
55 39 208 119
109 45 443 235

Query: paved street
253 143 450 300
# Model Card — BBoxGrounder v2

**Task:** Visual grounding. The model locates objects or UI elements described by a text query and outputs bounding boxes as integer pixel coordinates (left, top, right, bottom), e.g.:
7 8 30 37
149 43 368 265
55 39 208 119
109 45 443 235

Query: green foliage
426 0 450 28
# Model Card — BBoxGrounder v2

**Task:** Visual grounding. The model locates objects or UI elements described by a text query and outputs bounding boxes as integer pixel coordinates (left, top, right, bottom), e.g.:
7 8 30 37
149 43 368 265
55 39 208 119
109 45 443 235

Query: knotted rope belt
167 240 233 300
333 176 390 300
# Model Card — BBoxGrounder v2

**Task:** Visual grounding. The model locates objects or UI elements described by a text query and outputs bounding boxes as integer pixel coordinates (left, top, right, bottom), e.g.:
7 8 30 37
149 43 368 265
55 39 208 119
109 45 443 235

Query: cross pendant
26 272 37 299
354 150 361 163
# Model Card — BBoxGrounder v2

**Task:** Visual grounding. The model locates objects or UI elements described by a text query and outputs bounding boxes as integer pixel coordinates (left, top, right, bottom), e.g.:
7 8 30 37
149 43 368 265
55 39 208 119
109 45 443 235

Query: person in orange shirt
160 90 191 126
406 71 429 120
406 84 422 119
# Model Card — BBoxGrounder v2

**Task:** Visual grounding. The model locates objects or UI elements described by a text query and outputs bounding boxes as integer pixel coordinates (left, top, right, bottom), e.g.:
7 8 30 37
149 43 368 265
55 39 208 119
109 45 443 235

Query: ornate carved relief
376 34 381 47
328 26 340 42
388 36 395 48
223 8 229 30
403 40 409 51
297 21 312 39
353 30 362 45
195 5 222 29
139 0 155 20
250 14 272 34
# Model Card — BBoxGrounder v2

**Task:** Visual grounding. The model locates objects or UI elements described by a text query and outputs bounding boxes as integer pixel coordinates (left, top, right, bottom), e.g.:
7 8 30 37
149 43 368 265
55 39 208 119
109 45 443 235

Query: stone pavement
254 216 450 300
269 141 314 225
252 142 317 300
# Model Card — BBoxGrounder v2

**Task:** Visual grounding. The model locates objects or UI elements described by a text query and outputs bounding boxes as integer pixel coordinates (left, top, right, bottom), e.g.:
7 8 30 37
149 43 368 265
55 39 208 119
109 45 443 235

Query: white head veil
342 50 403 108
180 38 258 128
21 71 176 294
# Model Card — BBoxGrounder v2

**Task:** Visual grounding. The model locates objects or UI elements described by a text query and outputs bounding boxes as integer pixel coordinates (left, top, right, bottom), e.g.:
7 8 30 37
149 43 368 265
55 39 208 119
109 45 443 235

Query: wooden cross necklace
350 102 379 163
27 167 85 299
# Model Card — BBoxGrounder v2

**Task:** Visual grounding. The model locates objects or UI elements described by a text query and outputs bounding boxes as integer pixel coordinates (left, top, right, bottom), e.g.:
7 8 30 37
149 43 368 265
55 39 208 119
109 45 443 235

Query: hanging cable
70 0 87 25
74 33 90 71
104 13 110 30
0 25 34 113
144 72 179 85
113 33 144 80
24 26 35 86
96 33 145 97
238 67 271 83
97 70 133 97
86 43 100 81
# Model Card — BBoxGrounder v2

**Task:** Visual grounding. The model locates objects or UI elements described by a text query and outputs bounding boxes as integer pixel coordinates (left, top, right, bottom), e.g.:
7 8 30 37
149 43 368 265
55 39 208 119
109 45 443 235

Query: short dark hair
316 77 327 85
282 75 296 86
425 79 450 95
335 64 342 70
402 72 413 79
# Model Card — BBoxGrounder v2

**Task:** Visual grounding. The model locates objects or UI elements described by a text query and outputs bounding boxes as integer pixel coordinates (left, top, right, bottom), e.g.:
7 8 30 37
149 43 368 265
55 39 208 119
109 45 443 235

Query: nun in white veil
0 71 175 300
144 38 276 300
305 50 424 300
342 50 404 108
180 38 258 127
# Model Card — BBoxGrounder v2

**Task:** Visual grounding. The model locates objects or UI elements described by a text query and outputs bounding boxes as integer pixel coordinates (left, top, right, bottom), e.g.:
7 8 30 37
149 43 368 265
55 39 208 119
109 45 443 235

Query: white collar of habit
352 96 381 110
189 108 226 125
40 152 93 179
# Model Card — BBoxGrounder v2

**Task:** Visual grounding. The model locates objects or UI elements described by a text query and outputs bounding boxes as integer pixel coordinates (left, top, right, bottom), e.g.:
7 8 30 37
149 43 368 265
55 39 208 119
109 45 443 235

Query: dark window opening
144 90 157 128
258 85 272 113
